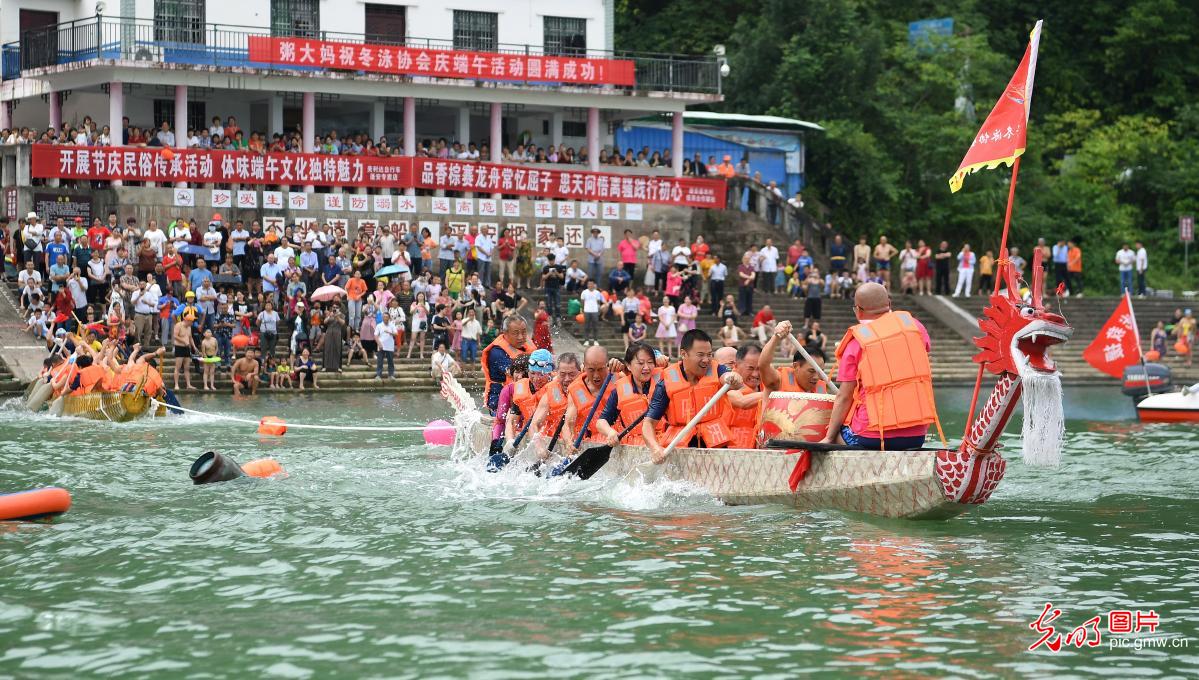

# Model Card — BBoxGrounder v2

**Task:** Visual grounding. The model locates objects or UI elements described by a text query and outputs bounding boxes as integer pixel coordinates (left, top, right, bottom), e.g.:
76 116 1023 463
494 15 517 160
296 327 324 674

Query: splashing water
1018 365 1066 466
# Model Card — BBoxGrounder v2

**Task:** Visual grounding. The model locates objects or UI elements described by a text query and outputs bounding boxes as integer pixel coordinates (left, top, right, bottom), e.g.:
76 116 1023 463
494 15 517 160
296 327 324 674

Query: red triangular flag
1082 293 1143 378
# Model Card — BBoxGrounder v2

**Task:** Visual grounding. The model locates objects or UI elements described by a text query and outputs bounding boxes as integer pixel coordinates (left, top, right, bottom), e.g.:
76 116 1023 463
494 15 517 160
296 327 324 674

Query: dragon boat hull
444 376 1002 521
23 382 166 422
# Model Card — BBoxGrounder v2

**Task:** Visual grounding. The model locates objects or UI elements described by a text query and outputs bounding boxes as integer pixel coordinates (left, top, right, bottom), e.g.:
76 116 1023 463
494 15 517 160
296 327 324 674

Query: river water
1 387 1196 678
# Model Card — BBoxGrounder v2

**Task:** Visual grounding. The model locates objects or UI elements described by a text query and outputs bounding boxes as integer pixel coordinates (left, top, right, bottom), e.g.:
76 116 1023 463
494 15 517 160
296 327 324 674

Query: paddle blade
561 445 614 480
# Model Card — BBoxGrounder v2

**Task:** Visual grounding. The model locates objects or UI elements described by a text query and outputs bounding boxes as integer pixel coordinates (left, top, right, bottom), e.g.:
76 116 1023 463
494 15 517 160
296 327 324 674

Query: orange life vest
480 335 535 407
72 364 108 396
660 362 732 448
834 311 936 435
537 377 571 438
567 375 611 443
612 374 664 446
510 377 543 429
775 366 829 394
727 385 764 448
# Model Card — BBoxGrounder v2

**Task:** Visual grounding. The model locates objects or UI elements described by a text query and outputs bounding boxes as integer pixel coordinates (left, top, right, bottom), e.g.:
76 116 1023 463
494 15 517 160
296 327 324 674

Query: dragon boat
441 258 1071 520
23 377 168 423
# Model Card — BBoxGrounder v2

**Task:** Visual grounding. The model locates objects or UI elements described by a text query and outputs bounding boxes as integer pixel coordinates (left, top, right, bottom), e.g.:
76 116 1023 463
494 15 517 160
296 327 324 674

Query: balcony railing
1 15 721 94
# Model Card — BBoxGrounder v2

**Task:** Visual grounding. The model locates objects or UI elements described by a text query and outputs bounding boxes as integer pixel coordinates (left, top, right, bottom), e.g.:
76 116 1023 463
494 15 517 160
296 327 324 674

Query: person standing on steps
933 241 952 295
953 244 976 298
1134 241 1148 297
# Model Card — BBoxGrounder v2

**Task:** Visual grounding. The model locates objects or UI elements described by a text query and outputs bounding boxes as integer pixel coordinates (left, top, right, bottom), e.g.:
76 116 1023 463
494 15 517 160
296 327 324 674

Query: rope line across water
149 398 431 432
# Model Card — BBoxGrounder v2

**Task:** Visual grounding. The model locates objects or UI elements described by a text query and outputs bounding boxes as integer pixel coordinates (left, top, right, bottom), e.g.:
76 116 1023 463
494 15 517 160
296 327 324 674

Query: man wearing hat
21 212 44 274
585 227 606 286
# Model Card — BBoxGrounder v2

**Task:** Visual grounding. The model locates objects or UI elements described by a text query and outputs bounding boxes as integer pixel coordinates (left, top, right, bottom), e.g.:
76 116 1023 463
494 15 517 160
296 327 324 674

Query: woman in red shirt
496 227 517 288
162 245 184 299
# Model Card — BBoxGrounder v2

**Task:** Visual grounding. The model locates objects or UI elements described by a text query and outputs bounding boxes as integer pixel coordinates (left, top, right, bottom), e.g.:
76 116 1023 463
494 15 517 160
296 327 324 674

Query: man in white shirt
1114 244 1136 294
156 121 175 147
438 232 456 275
708 255 728 314
273 241 296 267
758 238 780 294
379 224 397 261
579 279 605 346
21 212 45 273
473 230 494 287
374 317 399 379
647 230 664 263
552 237 570 269
142 220 167 257
671 239 692 266
131 278 160 346
259 254 285 306
229 221 250 272
430 343 461 380
565 260 588 293
202 223 222 259
17 262 42 308
1134 240 1148 297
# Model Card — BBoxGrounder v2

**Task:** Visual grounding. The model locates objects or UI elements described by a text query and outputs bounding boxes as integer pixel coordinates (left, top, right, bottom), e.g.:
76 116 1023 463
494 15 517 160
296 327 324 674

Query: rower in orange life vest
758 319 827 393
503 349 556 446
527 352 581 440
821 282 938 450
594 342 668 447
560 345 619 453
725 342 765 448
643 328 744 464
481 315 536 413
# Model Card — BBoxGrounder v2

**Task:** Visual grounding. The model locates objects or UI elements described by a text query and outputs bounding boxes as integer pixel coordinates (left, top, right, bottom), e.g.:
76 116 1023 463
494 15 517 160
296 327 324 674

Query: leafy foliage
617 0 1199 293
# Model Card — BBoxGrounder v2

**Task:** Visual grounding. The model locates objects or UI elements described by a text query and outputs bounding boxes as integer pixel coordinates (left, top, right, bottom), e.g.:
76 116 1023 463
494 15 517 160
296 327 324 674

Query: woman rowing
594 342 665 447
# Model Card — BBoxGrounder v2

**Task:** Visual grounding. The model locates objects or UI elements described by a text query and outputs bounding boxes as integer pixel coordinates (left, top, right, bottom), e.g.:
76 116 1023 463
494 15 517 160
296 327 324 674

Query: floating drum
759 392 836 446
190 451 247 485
258 416 287 436
0 487 72 521
241 458 285 479
423 419 456 446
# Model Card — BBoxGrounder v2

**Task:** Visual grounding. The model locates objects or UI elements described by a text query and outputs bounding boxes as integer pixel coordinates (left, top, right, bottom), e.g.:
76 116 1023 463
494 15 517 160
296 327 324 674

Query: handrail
1 15 721 93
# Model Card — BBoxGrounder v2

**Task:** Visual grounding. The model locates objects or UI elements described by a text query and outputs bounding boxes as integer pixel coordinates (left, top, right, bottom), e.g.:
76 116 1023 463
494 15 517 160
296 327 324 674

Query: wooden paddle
625 381 733 484
558 413 646 480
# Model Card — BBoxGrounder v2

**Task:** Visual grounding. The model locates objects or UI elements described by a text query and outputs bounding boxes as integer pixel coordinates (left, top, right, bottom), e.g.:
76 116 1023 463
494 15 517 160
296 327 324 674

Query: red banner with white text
409 158 725 208
247 36 637 87
29 146 727 208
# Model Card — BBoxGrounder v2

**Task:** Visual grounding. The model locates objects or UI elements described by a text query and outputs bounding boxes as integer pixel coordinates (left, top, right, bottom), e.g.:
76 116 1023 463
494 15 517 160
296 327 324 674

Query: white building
0 0 719 173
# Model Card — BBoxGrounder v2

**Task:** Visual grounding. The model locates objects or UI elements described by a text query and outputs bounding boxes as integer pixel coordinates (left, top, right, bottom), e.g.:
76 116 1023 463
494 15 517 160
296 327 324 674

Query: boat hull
459 412 976 520
24 382 164 422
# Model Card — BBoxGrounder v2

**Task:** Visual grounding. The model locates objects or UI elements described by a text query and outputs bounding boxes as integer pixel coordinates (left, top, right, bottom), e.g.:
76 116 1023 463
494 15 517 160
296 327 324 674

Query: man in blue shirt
188 258 213 293
299 242 320 290
44 231 69 273
1052 239 1069 291
48 254 71 293
607 267 631 296
795 252 814 279
259 253 284 306
321 254 343 287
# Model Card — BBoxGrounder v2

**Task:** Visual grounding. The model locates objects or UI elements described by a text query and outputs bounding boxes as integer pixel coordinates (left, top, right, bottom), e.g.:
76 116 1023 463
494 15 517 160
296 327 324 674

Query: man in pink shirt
822 282 933 450
617 229 640 278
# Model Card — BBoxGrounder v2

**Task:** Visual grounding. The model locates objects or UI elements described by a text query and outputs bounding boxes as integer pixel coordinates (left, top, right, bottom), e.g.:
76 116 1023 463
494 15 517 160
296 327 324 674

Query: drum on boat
759 391 835 445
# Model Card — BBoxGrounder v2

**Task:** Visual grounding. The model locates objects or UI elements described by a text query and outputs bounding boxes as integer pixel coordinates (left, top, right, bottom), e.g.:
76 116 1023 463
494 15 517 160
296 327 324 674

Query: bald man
821 282 937 450
714 346 738 372
561 345 614 452
759 319 826 393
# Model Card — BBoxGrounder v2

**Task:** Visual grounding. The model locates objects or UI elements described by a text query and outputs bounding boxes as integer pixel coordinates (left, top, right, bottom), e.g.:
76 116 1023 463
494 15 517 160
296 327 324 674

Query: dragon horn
1030 247 1045 309
1000 248 1020 301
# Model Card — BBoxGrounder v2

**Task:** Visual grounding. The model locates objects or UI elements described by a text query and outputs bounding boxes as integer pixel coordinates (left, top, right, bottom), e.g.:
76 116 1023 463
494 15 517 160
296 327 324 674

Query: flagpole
1125 289 1153 397
963 157 1022 438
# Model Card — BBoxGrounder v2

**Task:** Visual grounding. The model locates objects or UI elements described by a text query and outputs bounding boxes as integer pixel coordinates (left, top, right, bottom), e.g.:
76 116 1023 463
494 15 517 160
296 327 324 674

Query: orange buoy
242 458 285 478
0 487 71 521
1144 350 1161 361
231 334 251 349
161 147 175 161
1175 341 1191 355
575 313 585 324
258 416 287 436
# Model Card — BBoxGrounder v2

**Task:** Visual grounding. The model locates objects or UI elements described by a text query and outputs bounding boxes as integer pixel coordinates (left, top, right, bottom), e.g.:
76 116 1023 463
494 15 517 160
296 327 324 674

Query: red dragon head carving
972 248 1073 376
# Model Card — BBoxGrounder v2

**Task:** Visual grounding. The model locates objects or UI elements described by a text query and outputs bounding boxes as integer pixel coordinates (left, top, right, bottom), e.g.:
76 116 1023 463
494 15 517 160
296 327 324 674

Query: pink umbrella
310 285 347 302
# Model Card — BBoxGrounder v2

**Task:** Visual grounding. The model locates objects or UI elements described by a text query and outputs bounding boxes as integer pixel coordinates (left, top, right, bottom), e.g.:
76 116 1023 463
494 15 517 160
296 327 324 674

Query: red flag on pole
1082 292 1143 378
949 21 1043 193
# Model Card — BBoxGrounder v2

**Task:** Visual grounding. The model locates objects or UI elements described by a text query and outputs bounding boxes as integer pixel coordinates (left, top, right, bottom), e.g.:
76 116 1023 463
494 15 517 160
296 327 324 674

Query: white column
174 85 187 187
456 106 471 145
550 111 563 148
0 100 10 131
268 94 284 138
490 103 503 198
108 82 124 186
49 91 62 131
671 111 684 177
403 97 416 196
587 107 600 172
174 85 187 148
302 92 315 192
371 100 385 141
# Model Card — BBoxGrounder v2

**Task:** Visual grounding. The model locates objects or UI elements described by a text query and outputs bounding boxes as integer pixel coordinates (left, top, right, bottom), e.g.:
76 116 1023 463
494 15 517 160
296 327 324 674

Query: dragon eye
1019 307 1035 318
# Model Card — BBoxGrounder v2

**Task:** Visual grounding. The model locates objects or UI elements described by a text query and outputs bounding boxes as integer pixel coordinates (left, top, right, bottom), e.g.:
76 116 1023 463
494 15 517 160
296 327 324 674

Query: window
453 11 497 52
271 0 320 39
154 0 205 44
562 121 586 137
154 99 207 136
365 4 406 45
544 17 586 56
